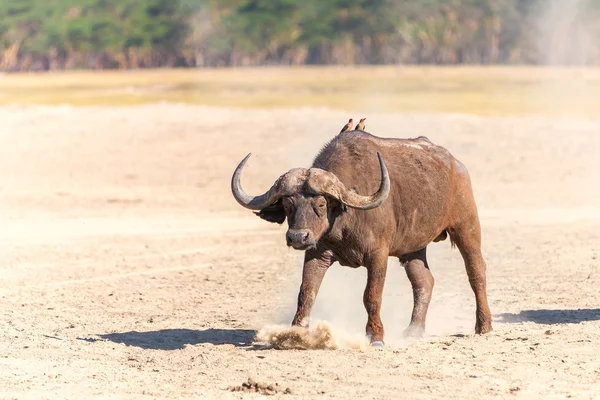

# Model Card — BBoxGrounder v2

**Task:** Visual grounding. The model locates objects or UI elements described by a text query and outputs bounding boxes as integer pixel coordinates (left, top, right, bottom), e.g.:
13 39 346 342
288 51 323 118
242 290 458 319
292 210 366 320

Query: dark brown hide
234 131 492 343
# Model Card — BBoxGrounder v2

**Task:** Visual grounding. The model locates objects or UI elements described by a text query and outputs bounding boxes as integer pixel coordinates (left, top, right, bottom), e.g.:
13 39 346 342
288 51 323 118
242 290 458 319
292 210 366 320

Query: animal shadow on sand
99 328 257 350
496 308 600 325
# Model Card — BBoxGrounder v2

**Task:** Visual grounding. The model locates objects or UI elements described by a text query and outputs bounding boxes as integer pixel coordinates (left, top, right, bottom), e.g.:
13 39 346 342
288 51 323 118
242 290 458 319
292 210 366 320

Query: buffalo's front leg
291 248 333 327
363 250 389 346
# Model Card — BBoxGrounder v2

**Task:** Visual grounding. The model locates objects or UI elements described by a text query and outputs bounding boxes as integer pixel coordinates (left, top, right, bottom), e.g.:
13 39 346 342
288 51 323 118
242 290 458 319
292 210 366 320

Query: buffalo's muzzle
286 229 315 250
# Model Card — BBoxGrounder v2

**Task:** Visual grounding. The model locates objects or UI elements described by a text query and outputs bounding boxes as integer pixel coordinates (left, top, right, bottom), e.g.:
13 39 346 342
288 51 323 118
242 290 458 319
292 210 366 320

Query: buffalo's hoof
475 323 493 334
403 325 425 338
370 341 385 347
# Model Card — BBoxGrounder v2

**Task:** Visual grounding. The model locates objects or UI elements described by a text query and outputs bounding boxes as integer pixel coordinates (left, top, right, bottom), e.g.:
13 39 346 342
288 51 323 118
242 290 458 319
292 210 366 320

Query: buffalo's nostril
286 230 310 245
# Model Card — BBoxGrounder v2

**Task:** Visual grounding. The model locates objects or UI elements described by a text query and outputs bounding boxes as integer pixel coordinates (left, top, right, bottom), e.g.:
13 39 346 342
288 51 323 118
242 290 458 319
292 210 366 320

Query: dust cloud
265 244 477 348
537 0 597 65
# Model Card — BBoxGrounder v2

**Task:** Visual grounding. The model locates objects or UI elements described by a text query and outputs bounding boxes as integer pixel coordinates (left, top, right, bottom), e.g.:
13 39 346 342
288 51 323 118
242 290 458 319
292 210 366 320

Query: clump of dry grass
1 66 599 117
255 321 369 350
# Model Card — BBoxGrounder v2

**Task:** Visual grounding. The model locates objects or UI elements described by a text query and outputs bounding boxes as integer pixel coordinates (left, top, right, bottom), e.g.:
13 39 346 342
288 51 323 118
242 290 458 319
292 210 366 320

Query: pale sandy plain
0 104 599 399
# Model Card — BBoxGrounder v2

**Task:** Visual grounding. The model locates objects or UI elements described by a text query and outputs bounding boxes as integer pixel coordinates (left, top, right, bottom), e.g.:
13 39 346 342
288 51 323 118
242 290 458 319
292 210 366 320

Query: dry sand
0 104 599 399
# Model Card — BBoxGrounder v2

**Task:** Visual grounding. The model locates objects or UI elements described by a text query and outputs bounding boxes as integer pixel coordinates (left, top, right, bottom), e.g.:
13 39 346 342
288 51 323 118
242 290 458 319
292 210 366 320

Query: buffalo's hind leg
449 216 493 334
400 248 434 338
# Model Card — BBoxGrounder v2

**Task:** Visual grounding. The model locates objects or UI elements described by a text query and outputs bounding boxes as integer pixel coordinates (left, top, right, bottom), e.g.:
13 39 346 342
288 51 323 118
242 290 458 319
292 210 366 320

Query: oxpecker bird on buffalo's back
339 119 353 134
355 118 366 131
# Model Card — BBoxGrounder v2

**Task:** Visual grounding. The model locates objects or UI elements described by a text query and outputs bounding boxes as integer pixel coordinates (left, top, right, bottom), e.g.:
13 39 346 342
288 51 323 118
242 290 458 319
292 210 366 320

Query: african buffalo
231 131 492 345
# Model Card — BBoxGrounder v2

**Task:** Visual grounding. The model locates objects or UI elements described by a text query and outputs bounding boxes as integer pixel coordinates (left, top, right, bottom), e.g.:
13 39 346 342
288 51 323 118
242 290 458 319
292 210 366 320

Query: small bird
340 118 353 134
355 118 366 131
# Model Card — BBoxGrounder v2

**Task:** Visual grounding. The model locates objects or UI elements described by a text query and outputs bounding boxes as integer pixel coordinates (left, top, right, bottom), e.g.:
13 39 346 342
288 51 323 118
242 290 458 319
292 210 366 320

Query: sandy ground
0 104 599 399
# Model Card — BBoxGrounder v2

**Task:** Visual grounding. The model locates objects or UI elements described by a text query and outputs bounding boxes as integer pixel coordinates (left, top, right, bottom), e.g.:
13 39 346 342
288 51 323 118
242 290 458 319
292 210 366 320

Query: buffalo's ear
254 200 286 224
327 197 346 214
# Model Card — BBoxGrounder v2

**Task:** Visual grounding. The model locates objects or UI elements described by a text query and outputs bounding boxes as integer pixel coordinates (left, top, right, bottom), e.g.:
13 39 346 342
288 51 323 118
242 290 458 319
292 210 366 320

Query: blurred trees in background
1 0 599 71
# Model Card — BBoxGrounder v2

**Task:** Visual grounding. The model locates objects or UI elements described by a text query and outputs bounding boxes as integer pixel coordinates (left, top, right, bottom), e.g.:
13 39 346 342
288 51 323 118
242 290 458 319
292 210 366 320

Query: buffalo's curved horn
307 152 390 210
231 153 283 210
341 152 390 210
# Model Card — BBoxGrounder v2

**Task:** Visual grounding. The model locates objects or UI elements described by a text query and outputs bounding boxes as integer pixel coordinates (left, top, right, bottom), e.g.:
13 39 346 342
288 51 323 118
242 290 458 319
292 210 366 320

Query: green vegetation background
1 0 600 71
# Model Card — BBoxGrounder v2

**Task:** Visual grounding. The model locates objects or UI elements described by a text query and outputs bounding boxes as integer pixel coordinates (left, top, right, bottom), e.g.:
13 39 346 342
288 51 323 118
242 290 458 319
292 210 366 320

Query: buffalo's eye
313 199 327 216
282 197 294 212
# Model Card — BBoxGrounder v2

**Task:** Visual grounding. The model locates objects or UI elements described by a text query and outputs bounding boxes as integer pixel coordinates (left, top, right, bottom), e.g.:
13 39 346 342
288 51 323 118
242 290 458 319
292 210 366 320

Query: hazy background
2 0 600 118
